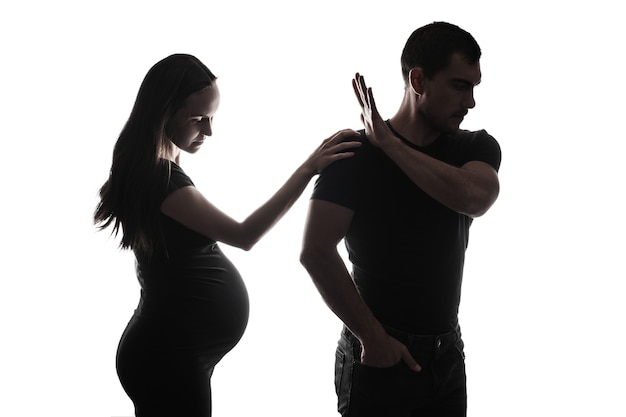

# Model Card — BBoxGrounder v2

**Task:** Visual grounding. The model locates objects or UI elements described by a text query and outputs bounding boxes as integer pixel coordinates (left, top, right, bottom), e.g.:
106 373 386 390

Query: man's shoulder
446 129 501 170
445 128 500 153
321 133 378 173
312 131 378 208
450 128 496 142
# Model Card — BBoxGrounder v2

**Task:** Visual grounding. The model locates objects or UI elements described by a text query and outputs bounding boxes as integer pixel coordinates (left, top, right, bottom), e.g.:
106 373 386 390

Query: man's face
419 53 481 134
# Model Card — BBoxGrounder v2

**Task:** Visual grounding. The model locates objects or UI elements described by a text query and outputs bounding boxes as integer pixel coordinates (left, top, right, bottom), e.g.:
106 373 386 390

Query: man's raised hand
352 73 394 149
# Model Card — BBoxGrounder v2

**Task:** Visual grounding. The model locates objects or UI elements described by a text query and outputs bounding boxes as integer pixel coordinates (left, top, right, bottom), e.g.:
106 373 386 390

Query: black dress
116 162 249 417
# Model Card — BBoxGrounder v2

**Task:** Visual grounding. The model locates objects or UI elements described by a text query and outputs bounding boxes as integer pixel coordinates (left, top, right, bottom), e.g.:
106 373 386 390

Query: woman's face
169 83 220 154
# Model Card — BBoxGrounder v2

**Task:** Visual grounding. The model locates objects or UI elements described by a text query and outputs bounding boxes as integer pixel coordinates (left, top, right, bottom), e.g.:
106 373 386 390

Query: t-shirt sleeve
460 130 502 172
311 135 367 210
167 162 195 195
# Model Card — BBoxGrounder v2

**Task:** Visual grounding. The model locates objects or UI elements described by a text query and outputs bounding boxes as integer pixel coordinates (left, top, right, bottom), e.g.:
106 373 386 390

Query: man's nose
464 90 476 109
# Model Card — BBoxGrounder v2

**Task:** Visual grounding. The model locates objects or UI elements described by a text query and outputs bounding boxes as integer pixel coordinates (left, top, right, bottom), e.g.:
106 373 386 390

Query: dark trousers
335 326 467 417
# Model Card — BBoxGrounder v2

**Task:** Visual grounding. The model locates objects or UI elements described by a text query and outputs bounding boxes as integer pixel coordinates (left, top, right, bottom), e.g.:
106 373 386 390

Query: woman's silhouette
94 53 359 416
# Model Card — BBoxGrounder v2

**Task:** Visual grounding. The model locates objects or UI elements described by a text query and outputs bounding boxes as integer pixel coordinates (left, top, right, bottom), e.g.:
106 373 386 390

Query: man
300 22 501 416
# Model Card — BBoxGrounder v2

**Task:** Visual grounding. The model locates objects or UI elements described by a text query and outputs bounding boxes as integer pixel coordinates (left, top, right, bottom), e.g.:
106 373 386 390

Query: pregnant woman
94 53 359 417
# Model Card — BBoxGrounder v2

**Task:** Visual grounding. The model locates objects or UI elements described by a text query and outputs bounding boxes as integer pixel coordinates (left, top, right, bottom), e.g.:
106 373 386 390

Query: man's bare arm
379 148 499 218
300 199 421 370
353 73 499 218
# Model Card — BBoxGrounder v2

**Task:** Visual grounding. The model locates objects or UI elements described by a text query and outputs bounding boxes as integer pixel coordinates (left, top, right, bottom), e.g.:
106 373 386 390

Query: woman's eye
191 116 213 123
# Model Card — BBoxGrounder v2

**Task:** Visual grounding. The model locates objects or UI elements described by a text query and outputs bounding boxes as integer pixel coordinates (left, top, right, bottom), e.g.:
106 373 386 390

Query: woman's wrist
298 159 318 179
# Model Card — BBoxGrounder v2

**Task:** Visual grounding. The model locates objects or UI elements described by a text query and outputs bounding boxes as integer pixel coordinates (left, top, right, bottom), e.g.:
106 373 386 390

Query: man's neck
389 96 440 148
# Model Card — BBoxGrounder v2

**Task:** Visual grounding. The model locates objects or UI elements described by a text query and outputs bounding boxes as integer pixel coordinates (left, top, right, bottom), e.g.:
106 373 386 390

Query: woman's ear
408 68 425 96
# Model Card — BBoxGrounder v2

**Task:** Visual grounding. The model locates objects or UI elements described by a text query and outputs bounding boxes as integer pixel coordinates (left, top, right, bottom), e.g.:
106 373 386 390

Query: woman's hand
302 129 361 175
352 73 395 150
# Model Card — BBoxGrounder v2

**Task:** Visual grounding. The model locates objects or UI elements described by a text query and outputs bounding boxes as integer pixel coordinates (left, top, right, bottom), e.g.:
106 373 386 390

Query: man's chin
440 124 462 134
429 117 462 135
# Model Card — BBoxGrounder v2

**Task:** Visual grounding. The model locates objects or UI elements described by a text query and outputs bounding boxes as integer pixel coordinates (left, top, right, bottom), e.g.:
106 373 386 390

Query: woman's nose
201 119 213 136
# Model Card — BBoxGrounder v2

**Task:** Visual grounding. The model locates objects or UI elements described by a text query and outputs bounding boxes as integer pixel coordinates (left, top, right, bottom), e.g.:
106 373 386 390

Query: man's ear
408 68 425 96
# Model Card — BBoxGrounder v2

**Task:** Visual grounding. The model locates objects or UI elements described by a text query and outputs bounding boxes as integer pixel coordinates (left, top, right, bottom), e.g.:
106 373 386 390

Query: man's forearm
382 138 499 217
300 248 385 342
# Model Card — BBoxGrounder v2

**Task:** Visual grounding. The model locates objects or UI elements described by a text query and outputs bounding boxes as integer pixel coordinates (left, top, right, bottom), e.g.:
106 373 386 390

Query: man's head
401 21 481 84
401 22 482 133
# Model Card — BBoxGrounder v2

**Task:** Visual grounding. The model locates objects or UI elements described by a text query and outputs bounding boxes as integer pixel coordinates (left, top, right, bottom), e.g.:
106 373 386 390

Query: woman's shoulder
164 160 195 194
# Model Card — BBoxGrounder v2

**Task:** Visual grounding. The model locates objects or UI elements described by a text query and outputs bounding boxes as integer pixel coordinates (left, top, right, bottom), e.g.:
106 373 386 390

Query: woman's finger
327 140 361 153
327 129 360 144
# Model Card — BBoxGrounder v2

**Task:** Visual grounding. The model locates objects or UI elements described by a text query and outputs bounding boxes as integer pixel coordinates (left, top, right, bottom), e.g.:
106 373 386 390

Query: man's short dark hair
401 21 481 84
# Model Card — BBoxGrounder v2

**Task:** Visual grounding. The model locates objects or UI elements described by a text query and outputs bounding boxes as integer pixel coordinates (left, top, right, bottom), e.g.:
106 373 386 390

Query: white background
1 1 625 416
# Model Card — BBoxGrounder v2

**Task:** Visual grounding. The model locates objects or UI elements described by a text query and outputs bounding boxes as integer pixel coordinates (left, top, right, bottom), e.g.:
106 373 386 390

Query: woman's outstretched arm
160 129 360 250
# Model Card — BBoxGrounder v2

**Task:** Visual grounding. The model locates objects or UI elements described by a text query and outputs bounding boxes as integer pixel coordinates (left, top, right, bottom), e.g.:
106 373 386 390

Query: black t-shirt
312 128 501 334
160 162 217 258
133 162 249 346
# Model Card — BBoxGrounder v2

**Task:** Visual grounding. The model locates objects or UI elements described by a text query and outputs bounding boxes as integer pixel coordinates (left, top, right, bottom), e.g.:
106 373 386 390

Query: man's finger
359 74 368 100
352 78 365 108
367 87 378 113
402 349 422 372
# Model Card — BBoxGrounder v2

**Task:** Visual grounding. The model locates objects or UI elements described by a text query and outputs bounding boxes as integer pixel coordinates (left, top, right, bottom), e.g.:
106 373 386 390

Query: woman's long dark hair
94 54 217 258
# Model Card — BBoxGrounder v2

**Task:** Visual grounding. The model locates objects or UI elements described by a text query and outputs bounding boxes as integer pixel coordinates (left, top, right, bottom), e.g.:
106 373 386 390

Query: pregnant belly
133 269 250 352
136 243 251 347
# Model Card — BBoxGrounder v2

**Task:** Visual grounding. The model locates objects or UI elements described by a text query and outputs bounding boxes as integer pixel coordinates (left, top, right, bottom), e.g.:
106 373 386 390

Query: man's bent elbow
465 184 500 218
299 242 328 273
299 245 316 270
